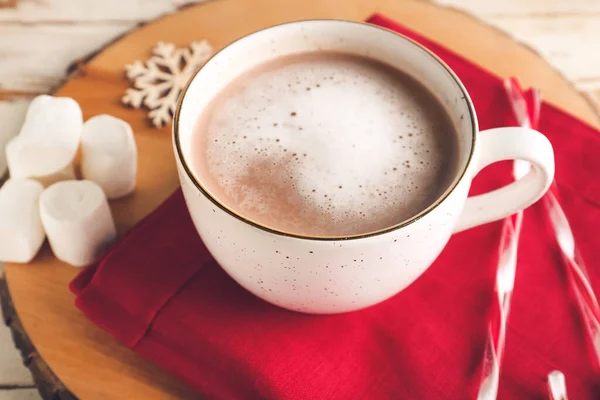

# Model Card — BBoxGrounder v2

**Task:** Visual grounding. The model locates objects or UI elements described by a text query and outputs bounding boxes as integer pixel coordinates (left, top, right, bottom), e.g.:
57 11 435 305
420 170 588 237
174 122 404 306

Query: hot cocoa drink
190 51 459 236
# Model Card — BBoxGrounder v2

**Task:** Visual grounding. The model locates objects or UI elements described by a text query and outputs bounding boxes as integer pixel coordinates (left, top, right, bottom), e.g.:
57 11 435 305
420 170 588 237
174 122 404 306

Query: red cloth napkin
71 14 600 399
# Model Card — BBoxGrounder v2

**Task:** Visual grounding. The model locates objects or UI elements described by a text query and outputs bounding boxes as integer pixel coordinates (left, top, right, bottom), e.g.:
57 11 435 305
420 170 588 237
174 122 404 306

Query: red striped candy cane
477 213 522 400
507 77 600 368
544 190 600 367
477 78 531 400
548 370 568 400
497 76 600 399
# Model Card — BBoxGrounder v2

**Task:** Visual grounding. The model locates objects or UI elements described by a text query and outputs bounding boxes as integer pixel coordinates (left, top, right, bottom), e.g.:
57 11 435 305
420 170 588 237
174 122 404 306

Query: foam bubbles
192 52 458 236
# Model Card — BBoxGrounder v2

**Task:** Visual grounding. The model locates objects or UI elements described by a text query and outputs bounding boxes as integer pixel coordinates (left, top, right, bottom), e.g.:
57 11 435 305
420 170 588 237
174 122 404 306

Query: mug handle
453 127 555 233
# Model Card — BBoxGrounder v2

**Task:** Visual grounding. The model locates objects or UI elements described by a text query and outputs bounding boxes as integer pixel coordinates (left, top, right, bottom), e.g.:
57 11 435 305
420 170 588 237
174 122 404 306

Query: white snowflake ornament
122 41 213 127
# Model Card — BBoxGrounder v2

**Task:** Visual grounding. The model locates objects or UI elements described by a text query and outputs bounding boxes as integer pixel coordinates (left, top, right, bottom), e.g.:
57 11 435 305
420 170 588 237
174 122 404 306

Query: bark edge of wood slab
0 276 78 400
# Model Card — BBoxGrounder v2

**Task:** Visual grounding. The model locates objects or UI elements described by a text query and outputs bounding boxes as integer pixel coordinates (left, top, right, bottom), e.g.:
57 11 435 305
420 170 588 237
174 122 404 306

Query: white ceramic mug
173 20 554 314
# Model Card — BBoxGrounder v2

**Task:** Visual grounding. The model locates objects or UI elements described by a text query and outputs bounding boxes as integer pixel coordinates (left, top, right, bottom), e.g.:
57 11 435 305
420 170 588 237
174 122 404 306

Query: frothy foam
191 52 459 236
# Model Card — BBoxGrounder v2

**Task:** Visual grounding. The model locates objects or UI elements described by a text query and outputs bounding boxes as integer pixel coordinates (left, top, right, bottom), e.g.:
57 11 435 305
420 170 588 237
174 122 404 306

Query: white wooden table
1 0 599 398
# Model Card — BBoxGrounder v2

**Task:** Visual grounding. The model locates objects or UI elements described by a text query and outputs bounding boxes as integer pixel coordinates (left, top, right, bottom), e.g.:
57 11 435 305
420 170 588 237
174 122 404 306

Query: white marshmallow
39 180 116 267
0 179 45 263
6 95 82 186
81 115 137 199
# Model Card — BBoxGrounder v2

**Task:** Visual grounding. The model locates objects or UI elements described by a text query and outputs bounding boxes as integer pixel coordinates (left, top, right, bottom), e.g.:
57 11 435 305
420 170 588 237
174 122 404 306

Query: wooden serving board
2 0 599 399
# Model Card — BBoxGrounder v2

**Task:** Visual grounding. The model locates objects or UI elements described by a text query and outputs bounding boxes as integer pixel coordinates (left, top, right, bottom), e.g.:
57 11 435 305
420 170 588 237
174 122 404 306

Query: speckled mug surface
173 20 555 314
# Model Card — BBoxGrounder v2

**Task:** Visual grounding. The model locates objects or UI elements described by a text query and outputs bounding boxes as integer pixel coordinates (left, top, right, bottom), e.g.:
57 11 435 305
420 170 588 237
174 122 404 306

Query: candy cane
498 76 600 399
477 214 522 400
508 77 600 369
548 370 568 400
544 189 600 366
477 78 529 400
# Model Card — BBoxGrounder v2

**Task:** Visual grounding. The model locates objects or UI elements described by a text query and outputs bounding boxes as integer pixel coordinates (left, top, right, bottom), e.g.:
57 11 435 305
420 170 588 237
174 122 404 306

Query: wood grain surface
1 0 600 399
